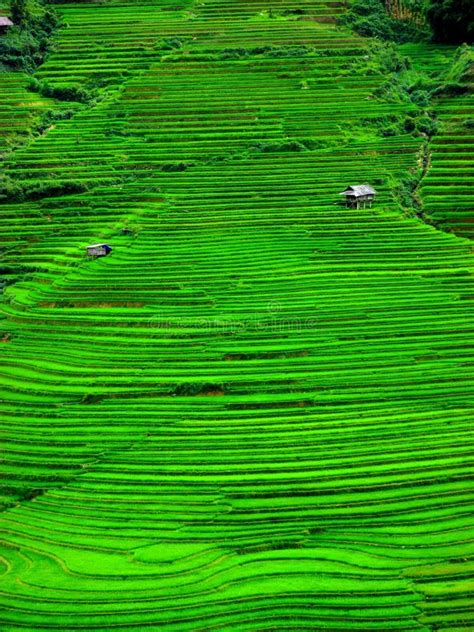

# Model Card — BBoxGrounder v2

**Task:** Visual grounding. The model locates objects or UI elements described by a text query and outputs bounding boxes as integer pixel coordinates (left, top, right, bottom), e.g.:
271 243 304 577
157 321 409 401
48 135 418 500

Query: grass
0 1 473 630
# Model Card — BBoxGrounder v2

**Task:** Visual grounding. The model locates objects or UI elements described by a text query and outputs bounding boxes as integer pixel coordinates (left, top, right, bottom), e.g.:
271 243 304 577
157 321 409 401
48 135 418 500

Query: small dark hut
0 16 13 33
86 243 112 257
339 184 377 209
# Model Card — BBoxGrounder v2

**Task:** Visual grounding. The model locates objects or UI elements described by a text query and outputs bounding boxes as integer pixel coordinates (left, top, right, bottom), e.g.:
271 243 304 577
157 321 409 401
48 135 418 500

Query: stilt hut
0 17 13 33
339 185 376 209
86 243 112 257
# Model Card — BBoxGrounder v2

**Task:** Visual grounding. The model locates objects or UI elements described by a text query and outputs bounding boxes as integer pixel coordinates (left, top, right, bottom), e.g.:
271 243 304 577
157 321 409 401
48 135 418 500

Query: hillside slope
1 2 474 630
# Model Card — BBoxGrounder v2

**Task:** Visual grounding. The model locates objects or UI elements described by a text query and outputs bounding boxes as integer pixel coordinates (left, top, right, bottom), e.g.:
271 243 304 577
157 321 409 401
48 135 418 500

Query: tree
427 0 474 43
10 0 30 25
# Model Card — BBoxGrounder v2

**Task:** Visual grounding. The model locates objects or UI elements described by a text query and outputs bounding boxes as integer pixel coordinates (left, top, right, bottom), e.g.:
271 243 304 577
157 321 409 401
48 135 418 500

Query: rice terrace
0 0 473 629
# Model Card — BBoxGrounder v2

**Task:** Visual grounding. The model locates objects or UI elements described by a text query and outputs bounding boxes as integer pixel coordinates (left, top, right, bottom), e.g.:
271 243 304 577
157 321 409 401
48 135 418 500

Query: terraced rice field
1 1 473 630
402 43 474 240
0 74 60 151
421 89 474 239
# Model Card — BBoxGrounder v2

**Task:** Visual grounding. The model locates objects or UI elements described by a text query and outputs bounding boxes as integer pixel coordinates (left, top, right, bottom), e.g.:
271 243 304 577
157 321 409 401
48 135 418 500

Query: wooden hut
339 184 377 209
0 17 13 33
86 243 112 257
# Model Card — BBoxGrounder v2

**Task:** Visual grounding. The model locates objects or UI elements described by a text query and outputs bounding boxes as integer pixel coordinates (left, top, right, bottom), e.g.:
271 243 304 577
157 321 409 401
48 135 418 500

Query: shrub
429 45 474 96
34 108 75 134
416 114 438 136
0 177 25 202
381 124 398 136
171 382 226 396
0 178 89 202
398 173 420 209
28 78 93 103
431 82 469 97
410 89 430 107
156 38 183 51
404 116 416 132
252 140 306 152
160 162 192 172
21 488 45 501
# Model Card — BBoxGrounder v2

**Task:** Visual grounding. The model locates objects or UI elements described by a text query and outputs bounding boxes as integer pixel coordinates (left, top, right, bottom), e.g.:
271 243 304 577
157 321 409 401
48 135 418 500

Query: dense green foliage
0 0 473 630
341 0 428 42
344 0 474 44
0 0 58 71
427 0 474 43
28 76 93 102
0 174 88 201
10 0 29 24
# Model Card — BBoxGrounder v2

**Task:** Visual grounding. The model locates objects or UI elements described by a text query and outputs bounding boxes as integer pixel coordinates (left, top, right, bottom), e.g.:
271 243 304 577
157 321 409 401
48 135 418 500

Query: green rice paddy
0 1 473 630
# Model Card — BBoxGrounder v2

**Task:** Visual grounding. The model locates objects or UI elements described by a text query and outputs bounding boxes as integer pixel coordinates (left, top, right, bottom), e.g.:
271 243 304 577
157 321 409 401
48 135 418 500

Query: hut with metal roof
86 243 112 258
339 185 377 209
0 16 14 33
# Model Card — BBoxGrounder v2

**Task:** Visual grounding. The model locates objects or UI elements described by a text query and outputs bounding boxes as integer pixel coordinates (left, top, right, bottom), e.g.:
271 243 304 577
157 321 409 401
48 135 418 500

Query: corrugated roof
339 184 377 197
0 16 13 26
